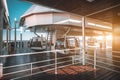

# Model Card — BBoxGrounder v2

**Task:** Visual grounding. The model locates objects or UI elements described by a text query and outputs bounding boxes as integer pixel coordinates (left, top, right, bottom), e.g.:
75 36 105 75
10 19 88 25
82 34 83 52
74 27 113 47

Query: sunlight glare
106 35 112 40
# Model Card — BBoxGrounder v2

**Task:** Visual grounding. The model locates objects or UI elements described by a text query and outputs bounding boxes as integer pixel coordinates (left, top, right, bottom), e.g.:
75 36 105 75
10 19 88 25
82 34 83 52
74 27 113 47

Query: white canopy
22 4 63 17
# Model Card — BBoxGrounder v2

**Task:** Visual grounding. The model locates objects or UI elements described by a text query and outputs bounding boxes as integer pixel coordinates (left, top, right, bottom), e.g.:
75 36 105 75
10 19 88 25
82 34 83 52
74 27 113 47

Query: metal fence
0 48 83 80
0 47 120 80
85 47 120 73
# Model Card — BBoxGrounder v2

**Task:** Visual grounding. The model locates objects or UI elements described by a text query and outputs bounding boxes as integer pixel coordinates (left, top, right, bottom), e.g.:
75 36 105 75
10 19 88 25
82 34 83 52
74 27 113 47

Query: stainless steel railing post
72 56 74 64
30 63 32 75
82 16 86 65
82 48 85 65
94 48 97 69
0 63 3 79
79 49 82 63
55 50 57 74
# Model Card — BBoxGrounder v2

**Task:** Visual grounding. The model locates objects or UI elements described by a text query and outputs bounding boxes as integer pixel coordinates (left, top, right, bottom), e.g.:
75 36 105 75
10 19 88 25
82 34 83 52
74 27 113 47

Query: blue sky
7 0 32 27
3 0 36 40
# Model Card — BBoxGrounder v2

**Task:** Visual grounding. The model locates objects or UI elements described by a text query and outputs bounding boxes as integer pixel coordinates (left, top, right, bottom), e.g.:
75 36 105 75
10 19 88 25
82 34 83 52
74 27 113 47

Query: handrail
4 55 79 69
57 60 72 65
96 56 120 63
3 58 55 69
57 55 81 60
32 63 55 70
3 63 30 69
3 59 75 78
86 53 120 58
11 59 82 80
3 68 31 76
96 65 120 73
112 51 120 53
86 56 120 68
0 48 82 58
86 55 120 68
3 54 81 77
96 60 120 68
12 68 55 80
3 57 82 76
2 48 82 80
86 46 119 70
86 62 120 73
2 47 120 80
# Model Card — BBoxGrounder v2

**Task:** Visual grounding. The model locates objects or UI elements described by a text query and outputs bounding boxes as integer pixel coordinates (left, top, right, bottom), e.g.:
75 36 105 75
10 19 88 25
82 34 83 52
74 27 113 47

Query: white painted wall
25 14 53 27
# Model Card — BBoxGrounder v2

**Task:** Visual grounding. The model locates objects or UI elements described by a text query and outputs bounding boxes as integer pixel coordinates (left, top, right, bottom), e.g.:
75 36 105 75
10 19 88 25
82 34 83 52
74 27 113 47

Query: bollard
0 63 3 79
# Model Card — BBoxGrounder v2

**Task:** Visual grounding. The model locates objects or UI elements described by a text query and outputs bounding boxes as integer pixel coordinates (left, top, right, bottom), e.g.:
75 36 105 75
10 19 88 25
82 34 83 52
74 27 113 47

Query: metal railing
0 47 120 80
0 48 83 80
85 47 120 73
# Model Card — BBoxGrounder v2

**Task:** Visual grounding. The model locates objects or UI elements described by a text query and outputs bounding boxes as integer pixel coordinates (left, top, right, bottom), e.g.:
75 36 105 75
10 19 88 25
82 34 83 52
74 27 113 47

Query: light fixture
117 13 120 16
55 19 81 24
86 0 95 2
88 22 95 26
14 18 17 21
88 22 112 29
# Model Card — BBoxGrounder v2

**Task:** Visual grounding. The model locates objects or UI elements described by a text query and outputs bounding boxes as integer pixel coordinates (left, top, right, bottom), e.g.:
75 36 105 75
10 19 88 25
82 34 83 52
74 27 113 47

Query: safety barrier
0 48 83 80
85 47 120 73
0 47 120 80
